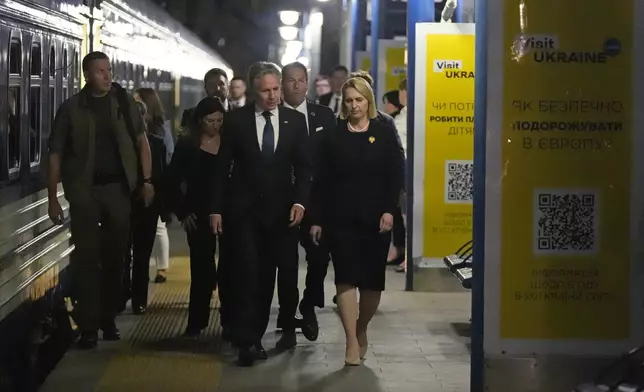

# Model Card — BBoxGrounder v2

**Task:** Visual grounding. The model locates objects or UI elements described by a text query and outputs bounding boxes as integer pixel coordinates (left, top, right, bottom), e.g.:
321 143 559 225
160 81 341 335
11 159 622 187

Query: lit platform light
279 10 300 26
279 26 299 41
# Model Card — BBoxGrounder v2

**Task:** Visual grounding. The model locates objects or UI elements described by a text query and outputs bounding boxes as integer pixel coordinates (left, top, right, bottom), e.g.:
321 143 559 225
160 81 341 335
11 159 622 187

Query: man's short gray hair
247 61 282 89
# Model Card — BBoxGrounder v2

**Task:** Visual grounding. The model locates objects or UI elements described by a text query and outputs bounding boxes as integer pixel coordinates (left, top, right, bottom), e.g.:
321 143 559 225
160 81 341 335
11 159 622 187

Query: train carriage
0 1 230 390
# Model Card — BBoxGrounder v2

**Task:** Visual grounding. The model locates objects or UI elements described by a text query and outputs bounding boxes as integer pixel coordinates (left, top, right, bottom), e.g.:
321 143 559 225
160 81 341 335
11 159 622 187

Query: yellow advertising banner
359 54 371 72
384 46 407 93
500 0 632 340
423 31 475 258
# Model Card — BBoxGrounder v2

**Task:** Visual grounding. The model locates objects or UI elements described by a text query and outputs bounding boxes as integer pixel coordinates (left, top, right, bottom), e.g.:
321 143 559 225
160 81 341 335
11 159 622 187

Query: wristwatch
143 177 153 184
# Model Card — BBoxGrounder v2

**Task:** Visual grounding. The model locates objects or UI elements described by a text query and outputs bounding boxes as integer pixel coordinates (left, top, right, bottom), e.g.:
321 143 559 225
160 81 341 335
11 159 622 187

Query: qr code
533 189 598 255
444 160 473 204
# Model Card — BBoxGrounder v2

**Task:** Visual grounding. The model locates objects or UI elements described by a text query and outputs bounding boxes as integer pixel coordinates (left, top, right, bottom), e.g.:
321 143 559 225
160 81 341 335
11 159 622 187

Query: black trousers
229 217 299 347
186 217 217 330
392 205 406 249
298 223 331 309
127 203 160 308
68 182 131 332
217 232 233 329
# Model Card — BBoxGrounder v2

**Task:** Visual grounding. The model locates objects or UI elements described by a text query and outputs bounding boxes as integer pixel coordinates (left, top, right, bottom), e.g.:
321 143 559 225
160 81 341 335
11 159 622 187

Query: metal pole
370 0 380 91
349 0 359 71
88 1 95 52
471 0 487 389
454 0 463 23
406 0 434 292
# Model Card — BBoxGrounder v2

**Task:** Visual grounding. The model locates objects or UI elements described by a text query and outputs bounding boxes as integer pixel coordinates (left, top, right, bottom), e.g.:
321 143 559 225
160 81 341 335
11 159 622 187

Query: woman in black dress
165 97 224 336
309 77 405 365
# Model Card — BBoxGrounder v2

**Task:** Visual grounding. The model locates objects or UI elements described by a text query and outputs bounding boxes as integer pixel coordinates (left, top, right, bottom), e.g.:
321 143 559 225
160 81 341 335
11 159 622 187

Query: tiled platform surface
40 226 472 392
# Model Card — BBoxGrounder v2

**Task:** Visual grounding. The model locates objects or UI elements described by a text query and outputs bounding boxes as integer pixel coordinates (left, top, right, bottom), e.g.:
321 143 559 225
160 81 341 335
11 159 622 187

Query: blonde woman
309 77 405 366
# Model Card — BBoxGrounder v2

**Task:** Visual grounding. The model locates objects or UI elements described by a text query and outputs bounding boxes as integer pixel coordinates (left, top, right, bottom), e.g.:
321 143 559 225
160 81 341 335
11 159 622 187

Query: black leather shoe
237 347 256 367
276 330 297 351
78 331 98 349
101 327 121 341
299 303 319 342
183 325 203 337
132 305 147 315
254 342 268 360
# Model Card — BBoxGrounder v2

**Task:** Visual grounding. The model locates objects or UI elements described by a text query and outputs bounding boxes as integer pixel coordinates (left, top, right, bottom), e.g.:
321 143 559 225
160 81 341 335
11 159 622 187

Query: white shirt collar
255 106 279 117
283 100 307 112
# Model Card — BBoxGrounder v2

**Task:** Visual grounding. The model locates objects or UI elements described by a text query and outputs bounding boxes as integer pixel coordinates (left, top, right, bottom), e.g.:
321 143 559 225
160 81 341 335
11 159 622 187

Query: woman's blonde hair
339 77 378 120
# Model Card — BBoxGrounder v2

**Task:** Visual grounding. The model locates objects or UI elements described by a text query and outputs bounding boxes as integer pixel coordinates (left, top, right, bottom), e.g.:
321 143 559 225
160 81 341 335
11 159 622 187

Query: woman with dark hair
121 98 170 315
382 90 403 118
134 88 173 284
165 97 224 336
135 87 174 162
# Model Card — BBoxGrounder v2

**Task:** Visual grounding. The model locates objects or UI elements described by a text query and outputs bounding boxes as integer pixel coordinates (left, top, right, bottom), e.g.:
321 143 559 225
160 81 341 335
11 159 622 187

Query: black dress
165 137 220 331
309 119 405 291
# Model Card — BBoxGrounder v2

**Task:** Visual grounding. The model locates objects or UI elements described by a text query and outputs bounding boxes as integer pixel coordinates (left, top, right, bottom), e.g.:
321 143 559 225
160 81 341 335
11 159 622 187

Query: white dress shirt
328 94 342 116
255 105 305 212
255 106 279 151
231 96 246 109
283 100 309 133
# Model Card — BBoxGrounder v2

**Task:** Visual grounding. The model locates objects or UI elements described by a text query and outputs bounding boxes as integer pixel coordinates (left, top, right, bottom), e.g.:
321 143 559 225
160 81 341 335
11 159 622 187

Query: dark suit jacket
304 100 336 137
317 92 333 107
211 105 312 226
309 118 405 229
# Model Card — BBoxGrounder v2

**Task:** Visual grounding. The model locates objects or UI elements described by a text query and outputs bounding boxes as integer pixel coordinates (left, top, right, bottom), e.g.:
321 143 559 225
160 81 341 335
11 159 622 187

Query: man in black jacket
317 65 348 116
180 68 230 129
210 62 312 367
278 62 336 342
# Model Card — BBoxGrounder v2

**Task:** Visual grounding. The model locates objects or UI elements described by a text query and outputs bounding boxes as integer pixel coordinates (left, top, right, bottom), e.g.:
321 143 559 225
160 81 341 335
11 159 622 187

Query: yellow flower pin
369 136 375 144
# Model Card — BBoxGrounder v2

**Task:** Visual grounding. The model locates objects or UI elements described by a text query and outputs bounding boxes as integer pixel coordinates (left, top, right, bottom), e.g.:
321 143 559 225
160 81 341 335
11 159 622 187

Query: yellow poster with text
360 55 371 72
423 32 475 258
384 46 407 93
500 0 632 340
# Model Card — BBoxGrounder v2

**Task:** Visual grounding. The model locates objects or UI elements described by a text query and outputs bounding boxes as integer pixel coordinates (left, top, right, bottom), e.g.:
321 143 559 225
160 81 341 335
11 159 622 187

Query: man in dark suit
317 65 348 116
278 62 336 342
180 68 230 129
210 61 312 367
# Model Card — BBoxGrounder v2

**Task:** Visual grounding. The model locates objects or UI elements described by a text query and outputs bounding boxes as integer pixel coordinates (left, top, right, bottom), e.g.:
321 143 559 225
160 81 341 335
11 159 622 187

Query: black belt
93 173 125 185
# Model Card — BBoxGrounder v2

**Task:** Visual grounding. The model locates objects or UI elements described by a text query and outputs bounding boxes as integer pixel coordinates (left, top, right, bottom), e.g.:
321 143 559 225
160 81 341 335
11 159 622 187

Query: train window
29 86 41 164
49 86 55 121
49 46 56 77
73 49 79 81
31 43 42 76
63 48 68 77
8 87 21 172
9 37 21 75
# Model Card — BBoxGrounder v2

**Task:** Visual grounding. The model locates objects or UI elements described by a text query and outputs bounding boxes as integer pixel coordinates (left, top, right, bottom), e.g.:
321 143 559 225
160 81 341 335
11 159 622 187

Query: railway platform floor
40 226 472 392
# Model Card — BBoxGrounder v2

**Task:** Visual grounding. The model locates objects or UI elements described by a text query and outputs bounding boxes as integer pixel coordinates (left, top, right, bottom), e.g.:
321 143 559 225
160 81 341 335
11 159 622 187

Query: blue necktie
261 111 274 159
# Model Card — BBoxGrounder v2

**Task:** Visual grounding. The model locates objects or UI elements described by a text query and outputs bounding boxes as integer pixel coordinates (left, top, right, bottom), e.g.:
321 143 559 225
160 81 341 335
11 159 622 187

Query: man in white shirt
209 61 312 367
317 65 348 116
229 76 247 109
279 61 336 343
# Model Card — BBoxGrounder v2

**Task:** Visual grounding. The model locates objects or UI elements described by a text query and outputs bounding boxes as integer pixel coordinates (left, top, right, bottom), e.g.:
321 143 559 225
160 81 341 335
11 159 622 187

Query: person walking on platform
120 94 170 316
181 68 230 129
318 65 348 117
278 62 336 342
210 62 312 367
47 51 154 349
308 77 405 366
325 70 406 306
134 88 174 283
166 97 225 337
